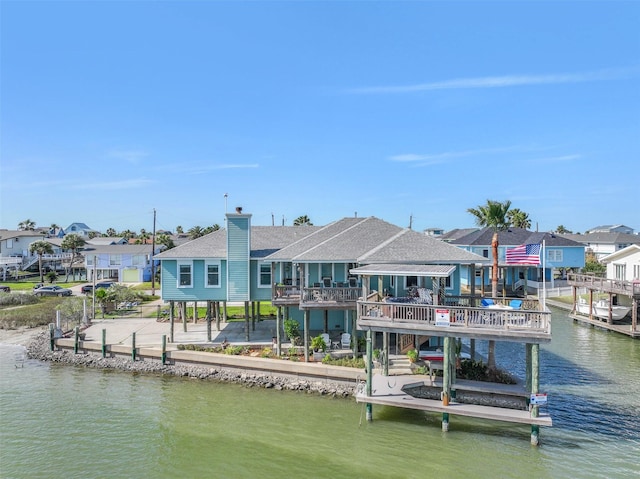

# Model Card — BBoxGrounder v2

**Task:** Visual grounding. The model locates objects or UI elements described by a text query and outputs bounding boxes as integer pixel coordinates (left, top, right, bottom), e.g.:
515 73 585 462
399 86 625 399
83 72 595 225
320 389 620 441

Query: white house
601 244 640 282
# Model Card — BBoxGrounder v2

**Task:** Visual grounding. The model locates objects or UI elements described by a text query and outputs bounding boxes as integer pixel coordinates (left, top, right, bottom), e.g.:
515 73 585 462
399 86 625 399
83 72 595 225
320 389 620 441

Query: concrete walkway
82 317 279 348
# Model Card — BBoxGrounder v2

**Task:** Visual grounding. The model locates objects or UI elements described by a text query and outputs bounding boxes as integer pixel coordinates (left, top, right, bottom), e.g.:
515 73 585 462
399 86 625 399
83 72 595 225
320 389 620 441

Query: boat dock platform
356 374 552 427
568 312 640 338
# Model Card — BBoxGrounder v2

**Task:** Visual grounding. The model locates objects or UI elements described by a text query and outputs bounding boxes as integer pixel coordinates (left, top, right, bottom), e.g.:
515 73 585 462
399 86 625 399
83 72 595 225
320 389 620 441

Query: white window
132 255 145 266
110 255 122 266
614 264 626 281
178 262 192 287
547 249 563 262
634 264 640 280
259 263 271 288
204 261 220 288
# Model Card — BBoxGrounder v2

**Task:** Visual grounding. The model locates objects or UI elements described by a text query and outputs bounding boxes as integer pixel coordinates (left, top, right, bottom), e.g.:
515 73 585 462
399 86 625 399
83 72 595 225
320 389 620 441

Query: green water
1 309 639 478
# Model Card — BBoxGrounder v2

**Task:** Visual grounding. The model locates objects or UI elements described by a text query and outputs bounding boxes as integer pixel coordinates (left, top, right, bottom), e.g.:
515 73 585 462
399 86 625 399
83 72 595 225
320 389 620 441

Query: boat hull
576 299 630 321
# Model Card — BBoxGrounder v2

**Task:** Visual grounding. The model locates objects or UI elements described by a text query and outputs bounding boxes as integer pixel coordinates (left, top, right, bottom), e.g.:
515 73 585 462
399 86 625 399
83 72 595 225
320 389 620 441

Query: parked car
34 285 73 297
0 285 10 293
80 282 115 294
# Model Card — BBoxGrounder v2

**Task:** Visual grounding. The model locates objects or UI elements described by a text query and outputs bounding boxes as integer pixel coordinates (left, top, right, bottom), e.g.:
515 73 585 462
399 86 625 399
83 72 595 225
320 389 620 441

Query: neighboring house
81 244 163 283
601 244 640 282
562 232 640 261
0 230 68 275
63 222 100 238
424 227 446 237
438 228 479 244
86 237 129 246
447 227 585 295
155 212 489 332
585 224 635 235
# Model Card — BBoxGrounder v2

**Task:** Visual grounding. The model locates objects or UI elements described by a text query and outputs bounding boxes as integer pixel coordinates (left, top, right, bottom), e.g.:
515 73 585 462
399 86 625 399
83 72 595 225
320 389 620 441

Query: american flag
505 243 541 265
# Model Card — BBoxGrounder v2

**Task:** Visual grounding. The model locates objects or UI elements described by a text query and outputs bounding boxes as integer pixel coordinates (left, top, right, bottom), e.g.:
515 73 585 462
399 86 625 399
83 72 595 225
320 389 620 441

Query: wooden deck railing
301 286 361 303
568 273 640 297
357 300 551 336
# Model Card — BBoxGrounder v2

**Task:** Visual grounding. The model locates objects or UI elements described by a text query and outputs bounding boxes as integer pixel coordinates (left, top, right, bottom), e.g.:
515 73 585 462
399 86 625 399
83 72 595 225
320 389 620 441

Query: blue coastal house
155 209 490 353
443 227 586 295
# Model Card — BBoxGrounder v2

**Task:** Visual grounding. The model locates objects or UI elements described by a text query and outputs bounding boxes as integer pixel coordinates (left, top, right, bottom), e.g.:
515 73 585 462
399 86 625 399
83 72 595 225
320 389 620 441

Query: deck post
193 301 198 324
169 300 175 343
222 301 228 323
525 344 532 391
182 302 187 332
161 334 167 364
101 328 106 358
366 329 373 421
442 336 451 431
383 331 389 376
276 307 281 356
244 301 250 341
215 301 221 331
206 301 212 342
304 310 310 362
531 343 540 446
131 332 136 361
49 323 55 351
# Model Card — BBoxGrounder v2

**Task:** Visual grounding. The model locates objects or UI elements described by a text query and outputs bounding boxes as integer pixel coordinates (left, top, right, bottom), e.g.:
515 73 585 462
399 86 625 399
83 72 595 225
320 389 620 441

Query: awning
349 264 456 277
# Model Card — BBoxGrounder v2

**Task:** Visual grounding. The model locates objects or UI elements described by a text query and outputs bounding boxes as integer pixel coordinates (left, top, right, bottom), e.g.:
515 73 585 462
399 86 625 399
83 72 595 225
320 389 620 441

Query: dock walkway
356 374 552 427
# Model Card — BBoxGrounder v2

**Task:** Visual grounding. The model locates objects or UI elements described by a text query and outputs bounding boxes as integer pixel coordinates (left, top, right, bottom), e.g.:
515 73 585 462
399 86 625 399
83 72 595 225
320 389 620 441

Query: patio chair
348 277 358 288
322 277 332 288
340 333 351 350
509 299 523 310
481 298 495 307
320 333 331 350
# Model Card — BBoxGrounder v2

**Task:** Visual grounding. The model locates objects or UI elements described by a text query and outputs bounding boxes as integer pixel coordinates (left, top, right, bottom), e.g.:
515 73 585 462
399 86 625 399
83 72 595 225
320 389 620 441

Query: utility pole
151 208 156 295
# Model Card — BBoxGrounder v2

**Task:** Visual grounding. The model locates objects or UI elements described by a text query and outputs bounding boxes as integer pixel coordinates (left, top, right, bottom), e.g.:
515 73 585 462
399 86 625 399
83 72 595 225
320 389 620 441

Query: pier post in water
101 328 106 358
131 332 136 361
531 343 540 446
162 334 167 365
74 326 79 354
366 329 373 421
49 323 55 351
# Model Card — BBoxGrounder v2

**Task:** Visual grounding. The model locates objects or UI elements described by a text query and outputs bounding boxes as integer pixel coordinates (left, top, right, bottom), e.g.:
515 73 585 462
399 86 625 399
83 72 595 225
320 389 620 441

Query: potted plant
311 334 327 361
283 318 301 346
407 348 418 363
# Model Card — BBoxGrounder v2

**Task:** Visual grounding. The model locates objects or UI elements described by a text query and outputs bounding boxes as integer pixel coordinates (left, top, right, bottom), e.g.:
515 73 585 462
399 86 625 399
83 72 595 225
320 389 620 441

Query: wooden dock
356 374 552 427
568 313 640 338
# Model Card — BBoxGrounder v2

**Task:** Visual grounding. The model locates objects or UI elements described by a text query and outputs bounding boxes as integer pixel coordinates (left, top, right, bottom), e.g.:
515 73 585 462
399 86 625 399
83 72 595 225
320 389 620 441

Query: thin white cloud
389 145 534 164
158 162 260 175
73 178 154 190
108 149 149 163
526 154 581 163
348 68 635 94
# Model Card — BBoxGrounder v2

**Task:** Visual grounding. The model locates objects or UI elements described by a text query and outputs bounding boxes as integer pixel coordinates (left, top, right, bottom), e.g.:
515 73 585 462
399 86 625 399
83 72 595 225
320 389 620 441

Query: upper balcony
568 273 640 298
356 296 551 343
271 284 361 309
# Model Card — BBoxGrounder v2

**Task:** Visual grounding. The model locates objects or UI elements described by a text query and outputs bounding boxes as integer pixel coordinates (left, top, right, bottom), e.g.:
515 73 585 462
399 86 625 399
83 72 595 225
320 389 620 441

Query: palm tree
61 233 86 281
507 208 531 229
29 240 54 283
293 215 313 226
156 233 175 250
467 200 512 370
555 225 571 234
106 228 117 237
202 224 220 234
49 223 60 235
175 225 184 234
188 226 205 239
18 219 36 231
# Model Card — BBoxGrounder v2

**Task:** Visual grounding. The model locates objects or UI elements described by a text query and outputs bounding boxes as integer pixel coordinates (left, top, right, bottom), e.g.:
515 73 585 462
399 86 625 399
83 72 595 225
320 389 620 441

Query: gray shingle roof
449 227 584 247
153 225 319 260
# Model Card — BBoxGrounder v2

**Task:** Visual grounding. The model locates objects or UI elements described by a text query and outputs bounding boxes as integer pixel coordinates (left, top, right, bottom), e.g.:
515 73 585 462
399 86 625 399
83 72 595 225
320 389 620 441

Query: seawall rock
26 332 356 398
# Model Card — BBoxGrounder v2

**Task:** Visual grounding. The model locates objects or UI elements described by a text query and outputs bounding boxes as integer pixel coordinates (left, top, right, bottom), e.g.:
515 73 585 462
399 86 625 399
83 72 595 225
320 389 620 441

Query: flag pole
541 240 546 309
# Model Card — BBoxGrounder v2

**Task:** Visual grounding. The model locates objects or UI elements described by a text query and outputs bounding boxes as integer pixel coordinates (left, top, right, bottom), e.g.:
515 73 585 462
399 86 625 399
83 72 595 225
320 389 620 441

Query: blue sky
1 1 639 235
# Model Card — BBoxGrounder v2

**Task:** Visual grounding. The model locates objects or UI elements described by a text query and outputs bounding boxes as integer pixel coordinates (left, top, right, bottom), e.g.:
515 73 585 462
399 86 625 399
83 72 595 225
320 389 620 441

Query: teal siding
227 216 250 301
159 259 228 301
